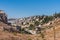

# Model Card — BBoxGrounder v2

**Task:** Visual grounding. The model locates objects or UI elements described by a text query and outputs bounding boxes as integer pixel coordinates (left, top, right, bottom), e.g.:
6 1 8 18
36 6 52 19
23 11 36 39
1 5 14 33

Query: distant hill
8 18 17 21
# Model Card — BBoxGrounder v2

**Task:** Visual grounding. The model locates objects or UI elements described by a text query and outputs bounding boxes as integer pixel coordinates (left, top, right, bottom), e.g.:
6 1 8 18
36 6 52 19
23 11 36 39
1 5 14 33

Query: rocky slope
0 21 42 40
0 18 60 40
0 10 60 40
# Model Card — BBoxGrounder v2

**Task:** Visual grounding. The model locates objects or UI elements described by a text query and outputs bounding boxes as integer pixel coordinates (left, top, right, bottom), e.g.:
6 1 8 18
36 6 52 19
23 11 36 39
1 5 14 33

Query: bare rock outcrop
0 10 8 23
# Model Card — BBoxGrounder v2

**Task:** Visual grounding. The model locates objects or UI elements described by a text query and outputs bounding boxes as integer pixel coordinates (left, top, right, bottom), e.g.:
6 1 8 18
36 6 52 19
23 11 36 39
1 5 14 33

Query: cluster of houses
8 15 46 27
0 10 53 35
8 15 47 34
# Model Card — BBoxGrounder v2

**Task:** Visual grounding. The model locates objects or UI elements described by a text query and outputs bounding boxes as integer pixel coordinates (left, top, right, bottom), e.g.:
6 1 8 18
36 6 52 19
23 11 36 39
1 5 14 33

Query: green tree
53 13 60 18
29 24 35 30
42 16 53 24
34 21 40 26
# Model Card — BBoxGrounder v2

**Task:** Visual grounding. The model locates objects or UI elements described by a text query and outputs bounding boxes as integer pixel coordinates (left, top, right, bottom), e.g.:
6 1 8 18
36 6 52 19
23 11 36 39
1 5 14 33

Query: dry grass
0 18 60 40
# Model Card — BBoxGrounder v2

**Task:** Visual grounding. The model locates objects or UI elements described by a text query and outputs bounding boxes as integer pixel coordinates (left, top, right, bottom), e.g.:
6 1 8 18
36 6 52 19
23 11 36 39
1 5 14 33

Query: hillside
0 22 43 40
0 21 43 40
0 10 60 40
42 18 60 40
0 18 60 40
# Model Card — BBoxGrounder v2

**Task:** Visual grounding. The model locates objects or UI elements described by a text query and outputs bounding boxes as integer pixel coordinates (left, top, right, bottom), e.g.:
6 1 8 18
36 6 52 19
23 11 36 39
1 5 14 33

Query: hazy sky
0 0 60 18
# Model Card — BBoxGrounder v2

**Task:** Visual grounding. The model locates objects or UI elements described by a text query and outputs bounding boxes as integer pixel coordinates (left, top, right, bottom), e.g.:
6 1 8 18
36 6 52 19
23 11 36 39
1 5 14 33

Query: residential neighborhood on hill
0 0 60 40
0 10 60 40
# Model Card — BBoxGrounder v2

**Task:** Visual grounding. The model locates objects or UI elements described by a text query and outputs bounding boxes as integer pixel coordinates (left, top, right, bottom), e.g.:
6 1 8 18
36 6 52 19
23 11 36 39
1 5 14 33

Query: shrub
13 32 17 35
28 38 32 40
42 16 53 24
34 21 40 26
53 13 60 18
29 24 35 30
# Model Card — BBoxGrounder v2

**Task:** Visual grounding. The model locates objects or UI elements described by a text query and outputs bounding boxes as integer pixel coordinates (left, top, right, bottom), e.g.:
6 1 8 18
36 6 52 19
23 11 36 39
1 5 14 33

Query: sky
0 0 60 18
